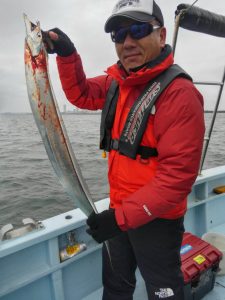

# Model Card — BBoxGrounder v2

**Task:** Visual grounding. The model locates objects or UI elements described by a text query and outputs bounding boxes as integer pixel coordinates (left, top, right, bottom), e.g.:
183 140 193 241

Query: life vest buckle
110 139 119 151
139 157 150 165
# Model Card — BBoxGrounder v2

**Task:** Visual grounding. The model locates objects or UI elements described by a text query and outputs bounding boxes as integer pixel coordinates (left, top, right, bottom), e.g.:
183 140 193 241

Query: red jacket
56 46 205 230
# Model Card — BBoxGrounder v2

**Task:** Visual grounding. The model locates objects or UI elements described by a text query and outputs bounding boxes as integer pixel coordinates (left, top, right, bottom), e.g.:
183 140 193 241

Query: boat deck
83 270 149 300
83 274 225 300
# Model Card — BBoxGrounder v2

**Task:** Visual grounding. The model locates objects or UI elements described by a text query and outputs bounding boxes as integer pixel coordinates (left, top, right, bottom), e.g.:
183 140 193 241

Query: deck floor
83 274 225 300
204 275 225 300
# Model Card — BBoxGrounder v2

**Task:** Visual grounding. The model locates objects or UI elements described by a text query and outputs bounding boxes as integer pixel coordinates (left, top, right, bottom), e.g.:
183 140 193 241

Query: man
45 0 205 299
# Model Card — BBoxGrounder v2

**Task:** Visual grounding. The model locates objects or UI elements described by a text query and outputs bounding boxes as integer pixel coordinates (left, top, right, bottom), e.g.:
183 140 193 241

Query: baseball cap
105 0 164 33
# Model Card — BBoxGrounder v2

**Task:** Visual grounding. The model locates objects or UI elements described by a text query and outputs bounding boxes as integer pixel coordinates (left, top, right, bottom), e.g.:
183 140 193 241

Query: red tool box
181 232 223 299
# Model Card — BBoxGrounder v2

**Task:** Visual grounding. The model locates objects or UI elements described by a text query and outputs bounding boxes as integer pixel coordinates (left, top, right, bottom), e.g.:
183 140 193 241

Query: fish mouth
23 14 43 57
23 13 40 36
30 21 38 32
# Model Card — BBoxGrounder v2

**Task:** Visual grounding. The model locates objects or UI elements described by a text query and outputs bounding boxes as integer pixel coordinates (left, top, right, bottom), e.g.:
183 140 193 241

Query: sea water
0 112 224 227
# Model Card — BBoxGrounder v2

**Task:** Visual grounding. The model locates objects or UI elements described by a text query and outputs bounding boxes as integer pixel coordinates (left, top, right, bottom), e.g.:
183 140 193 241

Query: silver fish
23 15 128 282
23 14 97 216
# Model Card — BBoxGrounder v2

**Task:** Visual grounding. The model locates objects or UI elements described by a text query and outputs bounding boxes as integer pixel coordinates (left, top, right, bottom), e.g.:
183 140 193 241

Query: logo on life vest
124 81 161 144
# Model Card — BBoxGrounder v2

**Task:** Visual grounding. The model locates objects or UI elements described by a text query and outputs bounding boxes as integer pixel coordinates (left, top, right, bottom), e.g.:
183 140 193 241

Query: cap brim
104 12 155 32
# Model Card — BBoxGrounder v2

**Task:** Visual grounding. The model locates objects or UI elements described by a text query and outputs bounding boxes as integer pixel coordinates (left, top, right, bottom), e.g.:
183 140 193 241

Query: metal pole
172 13 182 54
199 67 225 173
171 5 225 174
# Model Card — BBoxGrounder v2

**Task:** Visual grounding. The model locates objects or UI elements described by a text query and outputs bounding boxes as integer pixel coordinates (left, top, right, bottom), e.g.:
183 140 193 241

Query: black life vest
100 64 192 160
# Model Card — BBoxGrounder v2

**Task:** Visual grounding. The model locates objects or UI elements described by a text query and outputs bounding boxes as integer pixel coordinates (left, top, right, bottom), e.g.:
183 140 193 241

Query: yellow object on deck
213 186 225 194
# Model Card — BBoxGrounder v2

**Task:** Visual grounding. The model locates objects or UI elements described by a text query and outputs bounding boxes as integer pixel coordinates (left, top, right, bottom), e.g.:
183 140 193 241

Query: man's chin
124 63 142 72
121 57 151 72
123 57 143 72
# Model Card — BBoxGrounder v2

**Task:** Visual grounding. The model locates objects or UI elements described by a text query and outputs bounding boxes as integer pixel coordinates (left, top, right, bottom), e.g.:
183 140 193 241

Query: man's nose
123 33 137 47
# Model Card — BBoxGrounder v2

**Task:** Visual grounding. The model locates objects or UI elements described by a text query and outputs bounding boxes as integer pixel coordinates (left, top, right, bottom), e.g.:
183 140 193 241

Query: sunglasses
111 23 161 44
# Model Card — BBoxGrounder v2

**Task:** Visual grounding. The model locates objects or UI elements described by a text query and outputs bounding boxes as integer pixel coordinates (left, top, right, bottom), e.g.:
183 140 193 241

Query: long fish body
23 14 97 216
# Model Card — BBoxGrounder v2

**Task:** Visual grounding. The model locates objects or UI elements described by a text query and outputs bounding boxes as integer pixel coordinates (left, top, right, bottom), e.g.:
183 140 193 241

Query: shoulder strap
119 64 192 159
100 80 119 151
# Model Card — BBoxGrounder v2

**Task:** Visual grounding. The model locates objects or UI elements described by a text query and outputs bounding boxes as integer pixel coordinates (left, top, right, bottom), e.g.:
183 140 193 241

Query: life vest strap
100 64 192 160
110 139 158 159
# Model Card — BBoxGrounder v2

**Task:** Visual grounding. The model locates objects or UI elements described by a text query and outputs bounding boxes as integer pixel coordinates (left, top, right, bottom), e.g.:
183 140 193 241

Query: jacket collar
106 45 174 86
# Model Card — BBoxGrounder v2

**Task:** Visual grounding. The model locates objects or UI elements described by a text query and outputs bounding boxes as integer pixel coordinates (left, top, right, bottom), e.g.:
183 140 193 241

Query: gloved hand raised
42 28 76 57
86 209 122 243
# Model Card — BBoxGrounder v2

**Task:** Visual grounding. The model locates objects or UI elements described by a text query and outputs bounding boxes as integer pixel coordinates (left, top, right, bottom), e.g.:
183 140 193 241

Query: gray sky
0 0 224 113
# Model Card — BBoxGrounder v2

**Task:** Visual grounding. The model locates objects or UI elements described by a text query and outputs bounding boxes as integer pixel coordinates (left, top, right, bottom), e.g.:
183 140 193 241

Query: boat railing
172 3 225 173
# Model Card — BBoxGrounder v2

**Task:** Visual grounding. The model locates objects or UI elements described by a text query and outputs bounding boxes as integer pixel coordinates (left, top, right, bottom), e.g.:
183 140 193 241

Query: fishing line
105 240 136 288
184 0 199 15
190 0 199 8
177 0 200 24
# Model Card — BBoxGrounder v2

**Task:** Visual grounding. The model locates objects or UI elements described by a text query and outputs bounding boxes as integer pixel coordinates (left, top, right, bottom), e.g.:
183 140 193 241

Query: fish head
24 14 43 56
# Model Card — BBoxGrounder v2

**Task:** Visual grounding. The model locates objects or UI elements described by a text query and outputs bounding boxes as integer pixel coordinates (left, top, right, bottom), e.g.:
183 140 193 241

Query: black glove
86 210 122 243
42 28 76 57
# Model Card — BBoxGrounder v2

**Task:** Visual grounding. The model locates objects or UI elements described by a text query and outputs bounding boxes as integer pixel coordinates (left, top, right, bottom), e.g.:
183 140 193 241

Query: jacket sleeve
115 78 205 229
56 52 112 110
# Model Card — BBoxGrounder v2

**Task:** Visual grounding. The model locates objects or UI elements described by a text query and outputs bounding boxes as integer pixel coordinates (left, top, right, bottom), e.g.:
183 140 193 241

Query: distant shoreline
62 111 101 115
0 111 225 115
0 111 102 115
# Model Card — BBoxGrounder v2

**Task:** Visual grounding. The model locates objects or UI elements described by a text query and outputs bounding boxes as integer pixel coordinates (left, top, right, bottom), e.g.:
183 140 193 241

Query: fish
23 15 131 283
23 14 97 216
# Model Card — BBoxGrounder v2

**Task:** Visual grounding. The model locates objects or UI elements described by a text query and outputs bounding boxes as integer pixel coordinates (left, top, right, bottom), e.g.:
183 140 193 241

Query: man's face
114 20 166 72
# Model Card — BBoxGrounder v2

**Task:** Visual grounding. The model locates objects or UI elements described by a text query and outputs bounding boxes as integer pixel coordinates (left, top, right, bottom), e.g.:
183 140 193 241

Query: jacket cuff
115 207 129 231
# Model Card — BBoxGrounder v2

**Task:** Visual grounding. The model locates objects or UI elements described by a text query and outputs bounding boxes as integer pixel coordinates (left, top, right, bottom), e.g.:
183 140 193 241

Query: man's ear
159 27 167 48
